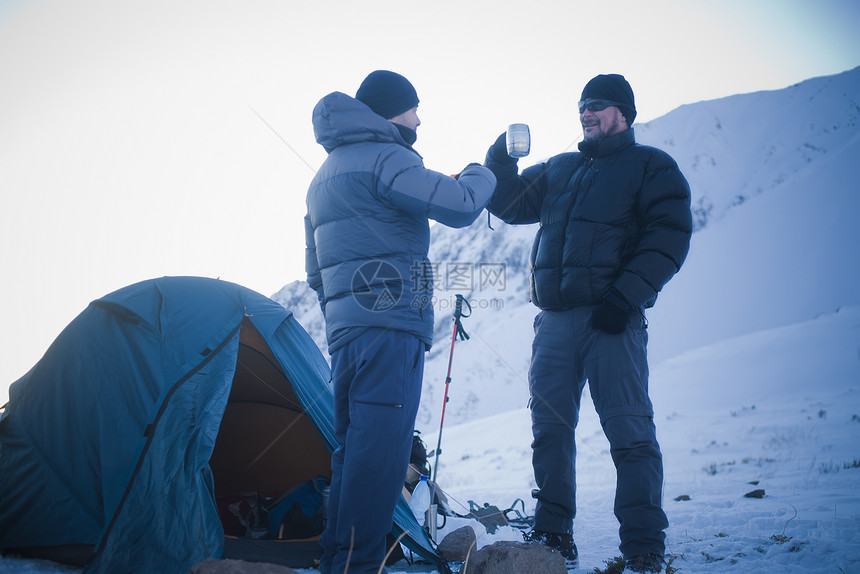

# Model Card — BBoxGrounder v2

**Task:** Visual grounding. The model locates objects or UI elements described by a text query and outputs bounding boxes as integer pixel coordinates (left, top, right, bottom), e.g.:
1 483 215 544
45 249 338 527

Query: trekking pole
431 294 471 485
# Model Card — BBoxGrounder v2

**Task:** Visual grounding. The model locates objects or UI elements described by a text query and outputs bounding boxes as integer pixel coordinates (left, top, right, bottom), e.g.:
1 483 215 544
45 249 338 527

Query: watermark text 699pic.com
349 260 507 313
410 260 506 312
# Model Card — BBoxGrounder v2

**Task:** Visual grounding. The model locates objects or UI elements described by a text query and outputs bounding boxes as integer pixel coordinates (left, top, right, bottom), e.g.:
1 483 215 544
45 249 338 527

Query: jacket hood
312 91 413 154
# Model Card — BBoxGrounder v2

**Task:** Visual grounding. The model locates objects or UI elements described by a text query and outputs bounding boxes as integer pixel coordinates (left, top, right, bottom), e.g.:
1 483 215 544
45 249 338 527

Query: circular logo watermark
351 260 403 312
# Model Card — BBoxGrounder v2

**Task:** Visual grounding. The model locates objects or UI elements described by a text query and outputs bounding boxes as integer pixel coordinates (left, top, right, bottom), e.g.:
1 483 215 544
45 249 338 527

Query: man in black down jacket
484 74 692 574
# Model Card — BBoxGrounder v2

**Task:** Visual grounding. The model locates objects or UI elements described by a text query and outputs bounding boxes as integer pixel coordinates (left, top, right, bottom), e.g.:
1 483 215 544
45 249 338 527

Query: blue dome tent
0 276 448 574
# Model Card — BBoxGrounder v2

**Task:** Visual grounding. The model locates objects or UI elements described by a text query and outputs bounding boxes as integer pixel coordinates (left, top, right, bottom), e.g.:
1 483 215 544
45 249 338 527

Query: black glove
487 132 518 165
591 292 630 334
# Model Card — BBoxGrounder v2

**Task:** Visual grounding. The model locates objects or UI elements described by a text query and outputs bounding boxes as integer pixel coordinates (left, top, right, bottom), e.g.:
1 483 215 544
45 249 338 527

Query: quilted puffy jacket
305 91 496 350
485 128 692 312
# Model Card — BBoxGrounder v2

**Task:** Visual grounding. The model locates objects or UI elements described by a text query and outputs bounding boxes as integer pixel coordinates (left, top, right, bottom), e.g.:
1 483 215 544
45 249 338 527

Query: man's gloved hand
487 132 518 165
591 290 631 334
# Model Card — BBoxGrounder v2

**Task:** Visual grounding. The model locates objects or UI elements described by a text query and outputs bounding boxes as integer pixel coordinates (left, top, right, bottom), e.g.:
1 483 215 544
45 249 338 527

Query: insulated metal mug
506 123 530 158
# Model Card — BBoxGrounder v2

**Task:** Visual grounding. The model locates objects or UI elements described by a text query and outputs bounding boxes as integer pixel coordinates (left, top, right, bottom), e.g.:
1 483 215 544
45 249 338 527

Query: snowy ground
3 307 858 573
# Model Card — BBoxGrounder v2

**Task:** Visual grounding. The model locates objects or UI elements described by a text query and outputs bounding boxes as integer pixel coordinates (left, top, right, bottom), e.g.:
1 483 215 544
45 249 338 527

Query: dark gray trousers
529 307 668 559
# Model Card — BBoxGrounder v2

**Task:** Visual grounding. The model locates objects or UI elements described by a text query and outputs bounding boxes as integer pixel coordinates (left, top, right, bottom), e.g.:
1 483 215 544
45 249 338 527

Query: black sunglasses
578 99 623 113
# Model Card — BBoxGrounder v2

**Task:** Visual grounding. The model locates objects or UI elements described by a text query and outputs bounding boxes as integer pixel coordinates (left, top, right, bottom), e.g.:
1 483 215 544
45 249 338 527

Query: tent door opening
209 319 332 566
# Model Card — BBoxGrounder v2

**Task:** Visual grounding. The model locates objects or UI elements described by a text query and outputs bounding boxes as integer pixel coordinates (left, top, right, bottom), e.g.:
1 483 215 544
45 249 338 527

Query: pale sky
1 0 859 400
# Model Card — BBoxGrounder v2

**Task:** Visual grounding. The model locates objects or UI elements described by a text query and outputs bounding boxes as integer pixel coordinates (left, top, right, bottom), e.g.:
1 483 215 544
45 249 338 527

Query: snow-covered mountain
271 66 860 433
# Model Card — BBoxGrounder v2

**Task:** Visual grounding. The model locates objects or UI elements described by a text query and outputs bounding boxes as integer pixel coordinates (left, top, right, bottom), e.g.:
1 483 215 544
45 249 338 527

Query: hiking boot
623 552 665 573
523 530 578 570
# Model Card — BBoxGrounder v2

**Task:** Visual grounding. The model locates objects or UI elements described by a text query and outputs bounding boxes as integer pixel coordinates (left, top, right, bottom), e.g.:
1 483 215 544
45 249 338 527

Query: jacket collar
578 127 635 159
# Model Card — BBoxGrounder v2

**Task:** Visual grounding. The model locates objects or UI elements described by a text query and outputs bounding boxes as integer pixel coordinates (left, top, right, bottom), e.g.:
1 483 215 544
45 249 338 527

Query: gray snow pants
529 306 668 559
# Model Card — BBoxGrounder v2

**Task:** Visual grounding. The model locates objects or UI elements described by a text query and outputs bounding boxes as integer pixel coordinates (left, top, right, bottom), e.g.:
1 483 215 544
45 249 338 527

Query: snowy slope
637 67 860 231
638 65 860 362
425 306 860 573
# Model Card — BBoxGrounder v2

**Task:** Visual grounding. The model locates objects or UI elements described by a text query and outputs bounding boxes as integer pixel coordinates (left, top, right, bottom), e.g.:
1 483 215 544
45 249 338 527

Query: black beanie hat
581 73 637 126
356 70 419 120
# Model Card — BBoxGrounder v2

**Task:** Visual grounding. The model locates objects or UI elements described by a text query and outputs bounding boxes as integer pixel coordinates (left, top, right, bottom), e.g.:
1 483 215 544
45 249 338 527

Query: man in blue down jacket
484 74 692 574
305 70 496 574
